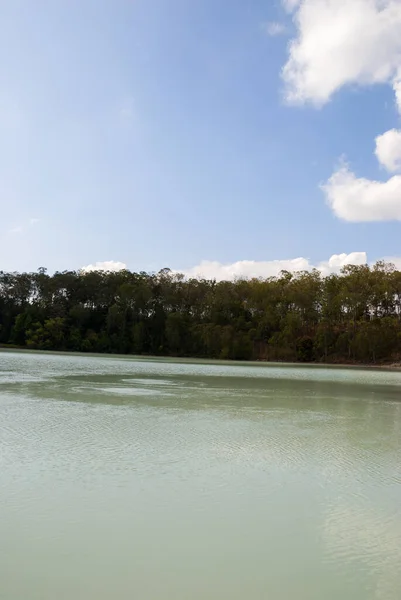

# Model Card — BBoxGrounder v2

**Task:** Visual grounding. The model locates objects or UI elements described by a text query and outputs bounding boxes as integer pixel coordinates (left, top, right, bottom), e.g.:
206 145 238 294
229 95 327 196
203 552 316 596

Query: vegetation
1 262 401 364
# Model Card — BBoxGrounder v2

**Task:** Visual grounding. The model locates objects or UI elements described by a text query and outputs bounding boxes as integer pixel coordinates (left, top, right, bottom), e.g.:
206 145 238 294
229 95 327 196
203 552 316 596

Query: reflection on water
1 350 401 600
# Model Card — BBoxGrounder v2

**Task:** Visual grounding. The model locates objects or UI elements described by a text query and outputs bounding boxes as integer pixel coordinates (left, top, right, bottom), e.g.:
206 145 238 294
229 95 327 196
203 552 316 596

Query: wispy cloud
8 217 41 235
262 21 287 37
282 0 301 12
9 226 24 235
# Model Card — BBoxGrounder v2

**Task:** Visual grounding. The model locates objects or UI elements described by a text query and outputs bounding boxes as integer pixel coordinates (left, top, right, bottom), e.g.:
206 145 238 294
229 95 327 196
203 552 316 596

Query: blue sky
2 0 401 278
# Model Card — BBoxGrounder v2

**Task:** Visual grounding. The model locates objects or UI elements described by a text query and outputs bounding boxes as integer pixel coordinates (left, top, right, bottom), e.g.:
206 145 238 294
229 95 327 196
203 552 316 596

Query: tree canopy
1 262 401 364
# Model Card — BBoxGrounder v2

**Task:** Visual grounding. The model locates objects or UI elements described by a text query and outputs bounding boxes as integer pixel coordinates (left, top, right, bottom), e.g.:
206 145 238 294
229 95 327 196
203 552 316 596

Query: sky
2 0 401 280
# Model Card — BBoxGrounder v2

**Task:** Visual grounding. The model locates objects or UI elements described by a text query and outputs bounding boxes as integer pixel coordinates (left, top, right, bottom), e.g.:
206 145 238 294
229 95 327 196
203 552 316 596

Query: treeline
1 263 401 363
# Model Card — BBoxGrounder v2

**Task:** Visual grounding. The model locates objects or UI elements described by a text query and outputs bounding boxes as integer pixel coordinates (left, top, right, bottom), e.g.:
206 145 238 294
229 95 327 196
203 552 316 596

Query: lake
1 350 401 600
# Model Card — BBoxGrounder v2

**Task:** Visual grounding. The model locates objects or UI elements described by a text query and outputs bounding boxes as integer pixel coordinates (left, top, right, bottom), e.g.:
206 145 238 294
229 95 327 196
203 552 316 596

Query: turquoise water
1 351 401 599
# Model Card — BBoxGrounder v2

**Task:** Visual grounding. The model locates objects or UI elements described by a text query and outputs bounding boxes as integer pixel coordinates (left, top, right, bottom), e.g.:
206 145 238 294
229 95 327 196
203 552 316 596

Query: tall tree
1 262 401 364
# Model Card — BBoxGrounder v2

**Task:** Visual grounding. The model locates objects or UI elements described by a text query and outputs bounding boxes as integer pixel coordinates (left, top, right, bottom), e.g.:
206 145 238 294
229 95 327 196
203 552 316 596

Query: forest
1 262 401 364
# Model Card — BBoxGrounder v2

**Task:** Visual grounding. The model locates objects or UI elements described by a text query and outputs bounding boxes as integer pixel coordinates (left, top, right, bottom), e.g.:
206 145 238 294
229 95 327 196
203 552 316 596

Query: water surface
1 351 401 599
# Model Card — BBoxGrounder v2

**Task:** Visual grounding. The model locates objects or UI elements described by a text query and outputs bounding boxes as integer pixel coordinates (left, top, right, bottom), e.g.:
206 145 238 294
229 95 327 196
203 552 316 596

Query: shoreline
1 344 401 370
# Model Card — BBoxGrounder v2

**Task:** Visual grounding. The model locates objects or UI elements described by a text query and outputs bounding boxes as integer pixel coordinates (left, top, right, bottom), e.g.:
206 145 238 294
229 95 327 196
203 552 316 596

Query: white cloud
263 21 287 36
322 163 401 221
282 0 401 106
375 128 401 171
81 260 127 273
383 255 401 269
281 0 401 221
318 252 368 275
80 254 401 281
178 252 367 281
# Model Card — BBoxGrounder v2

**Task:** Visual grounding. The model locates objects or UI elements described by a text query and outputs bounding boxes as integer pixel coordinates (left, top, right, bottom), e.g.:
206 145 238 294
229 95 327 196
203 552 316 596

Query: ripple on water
121 377 179 386
98 385 165 396
1 351 401 600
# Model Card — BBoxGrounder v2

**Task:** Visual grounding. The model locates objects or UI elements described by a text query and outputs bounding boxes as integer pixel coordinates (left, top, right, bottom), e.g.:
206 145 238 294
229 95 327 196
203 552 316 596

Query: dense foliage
1 262 401 363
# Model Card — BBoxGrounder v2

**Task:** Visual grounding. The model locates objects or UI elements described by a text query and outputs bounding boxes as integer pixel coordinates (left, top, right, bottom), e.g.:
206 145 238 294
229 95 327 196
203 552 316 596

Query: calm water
1 351 401 600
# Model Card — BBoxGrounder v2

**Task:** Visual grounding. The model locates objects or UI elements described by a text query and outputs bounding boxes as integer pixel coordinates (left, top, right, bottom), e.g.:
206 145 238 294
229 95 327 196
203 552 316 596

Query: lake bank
2 343 401 370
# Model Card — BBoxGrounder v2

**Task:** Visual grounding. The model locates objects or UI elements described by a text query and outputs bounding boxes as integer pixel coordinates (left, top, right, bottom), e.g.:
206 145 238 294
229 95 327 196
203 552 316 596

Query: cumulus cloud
318 252 368 275
79 254 401 281
323 121 401 223
375 128 401 171
81 261 127 273
322 163 401 221
281 1 401 221
178 252 367 281
282 0 401 106
263 21 287 36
